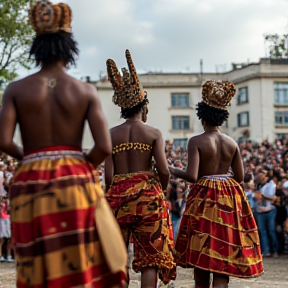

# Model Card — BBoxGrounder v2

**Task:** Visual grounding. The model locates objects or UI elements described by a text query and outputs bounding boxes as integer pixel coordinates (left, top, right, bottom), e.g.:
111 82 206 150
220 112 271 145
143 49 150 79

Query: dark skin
104 109 169 288
169 121 244 184
0 61 111 167
105 111 169 190
169 120 244 288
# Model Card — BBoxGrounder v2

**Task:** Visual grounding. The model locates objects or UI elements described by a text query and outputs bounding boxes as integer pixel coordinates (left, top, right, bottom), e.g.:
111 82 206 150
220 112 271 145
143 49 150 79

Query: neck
41 61 67 74
126 114 142 122
204 125 219 132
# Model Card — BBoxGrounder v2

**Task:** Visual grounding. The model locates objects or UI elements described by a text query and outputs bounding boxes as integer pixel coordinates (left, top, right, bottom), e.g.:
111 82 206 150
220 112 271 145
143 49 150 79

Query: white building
91 58 288 148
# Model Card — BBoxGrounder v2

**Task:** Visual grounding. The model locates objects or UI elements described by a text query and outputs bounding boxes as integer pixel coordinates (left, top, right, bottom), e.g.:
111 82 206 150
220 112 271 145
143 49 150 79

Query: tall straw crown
30 1 72 35
106 50 145 109
202 80 236 110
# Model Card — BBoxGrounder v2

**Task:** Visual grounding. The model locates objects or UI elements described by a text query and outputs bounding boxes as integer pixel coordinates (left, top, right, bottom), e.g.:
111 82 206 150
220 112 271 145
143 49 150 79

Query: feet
7 255 14 262
262 253 271 257
0 255 14 263
272 252 278 258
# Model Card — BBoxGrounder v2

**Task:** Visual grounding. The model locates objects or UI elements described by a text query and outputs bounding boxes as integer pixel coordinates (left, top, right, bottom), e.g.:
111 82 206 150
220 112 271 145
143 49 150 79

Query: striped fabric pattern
175 175 263 278
10 146 127 288
106 172 176 284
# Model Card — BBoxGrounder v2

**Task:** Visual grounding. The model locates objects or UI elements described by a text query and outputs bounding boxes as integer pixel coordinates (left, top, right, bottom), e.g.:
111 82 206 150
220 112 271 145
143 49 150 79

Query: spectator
255 169 279 257
0 194 13 262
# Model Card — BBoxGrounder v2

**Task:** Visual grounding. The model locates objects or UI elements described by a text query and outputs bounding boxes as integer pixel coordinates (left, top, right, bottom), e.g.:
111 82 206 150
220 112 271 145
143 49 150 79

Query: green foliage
264 33 288 59
0 0 36 81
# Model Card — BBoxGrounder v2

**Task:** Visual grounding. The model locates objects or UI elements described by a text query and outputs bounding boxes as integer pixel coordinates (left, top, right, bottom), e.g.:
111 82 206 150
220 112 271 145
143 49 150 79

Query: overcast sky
26 0 288 79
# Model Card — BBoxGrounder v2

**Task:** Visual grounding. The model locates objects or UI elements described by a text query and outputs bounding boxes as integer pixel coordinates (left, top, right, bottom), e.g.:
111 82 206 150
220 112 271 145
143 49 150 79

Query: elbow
0 138 10 152
234 176 244 184
158 168 170 178
98 143 112 158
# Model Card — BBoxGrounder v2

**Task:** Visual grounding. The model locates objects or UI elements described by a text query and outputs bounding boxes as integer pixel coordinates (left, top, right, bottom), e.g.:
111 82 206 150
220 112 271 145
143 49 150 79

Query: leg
267 209 279 254
0 238 4 262
213 272 229 288
256 212 270 255
194 267 211 288
141 267 158 288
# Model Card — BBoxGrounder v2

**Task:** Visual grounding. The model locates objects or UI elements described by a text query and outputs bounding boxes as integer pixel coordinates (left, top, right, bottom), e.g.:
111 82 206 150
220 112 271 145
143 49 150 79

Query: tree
0 0 36 81
264 33 288 59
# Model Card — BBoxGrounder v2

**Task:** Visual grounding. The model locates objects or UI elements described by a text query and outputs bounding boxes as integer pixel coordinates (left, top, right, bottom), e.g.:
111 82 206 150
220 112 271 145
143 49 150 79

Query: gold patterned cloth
175 175 263 278
10 146 127 288
106 172 176 284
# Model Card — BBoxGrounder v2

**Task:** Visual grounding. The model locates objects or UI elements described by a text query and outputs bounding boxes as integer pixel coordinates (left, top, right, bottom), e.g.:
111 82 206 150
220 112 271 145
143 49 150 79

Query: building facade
91 58 288 148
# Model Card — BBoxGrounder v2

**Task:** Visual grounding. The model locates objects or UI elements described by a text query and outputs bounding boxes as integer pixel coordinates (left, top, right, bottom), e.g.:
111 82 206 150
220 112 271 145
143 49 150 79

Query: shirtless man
170 80 263 288
0 2 126 287
105 50 176 287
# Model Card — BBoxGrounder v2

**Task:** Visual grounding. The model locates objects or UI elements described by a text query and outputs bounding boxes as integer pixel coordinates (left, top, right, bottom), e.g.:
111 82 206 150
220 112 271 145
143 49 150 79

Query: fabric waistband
201 174 232 181
23 146 83 162
112 171 157 183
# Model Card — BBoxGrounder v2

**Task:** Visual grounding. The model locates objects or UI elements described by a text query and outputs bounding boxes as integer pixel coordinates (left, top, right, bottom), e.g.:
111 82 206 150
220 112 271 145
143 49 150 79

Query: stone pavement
129 255 288 288
0 255 287 287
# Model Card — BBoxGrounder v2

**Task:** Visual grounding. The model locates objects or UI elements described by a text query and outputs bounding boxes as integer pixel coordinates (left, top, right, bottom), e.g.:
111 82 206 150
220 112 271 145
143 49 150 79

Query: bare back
186 131 244 183
0 67 111 167
105 120 169 189
111 121 160 174
7 71 91 153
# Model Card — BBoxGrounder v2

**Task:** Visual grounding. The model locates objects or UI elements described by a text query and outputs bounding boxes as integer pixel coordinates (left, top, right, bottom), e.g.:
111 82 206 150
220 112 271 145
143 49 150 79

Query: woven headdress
106 50 145 109
30 1 72 35
202 80 236 110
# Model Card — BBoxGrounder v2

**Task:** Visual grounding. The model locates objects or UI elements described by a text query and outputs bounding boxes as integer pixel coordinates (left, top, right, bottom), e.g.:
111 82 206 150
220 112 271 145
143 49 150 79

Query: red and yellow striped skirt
9 146 127 288
175 175 263 278
106 172 176 284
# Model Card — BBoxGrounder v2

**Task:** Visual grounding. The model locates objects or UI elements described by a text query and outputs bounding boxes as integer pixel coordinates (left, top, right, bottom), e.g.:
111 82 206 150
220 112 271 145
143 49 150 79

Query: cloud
23 0 288 79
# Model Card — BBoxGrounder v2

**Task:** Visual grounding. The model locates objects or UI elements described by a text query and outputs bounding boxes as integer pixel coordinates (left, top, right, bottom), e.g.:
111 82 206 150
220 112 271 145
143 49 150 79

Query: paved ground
1 256 287 287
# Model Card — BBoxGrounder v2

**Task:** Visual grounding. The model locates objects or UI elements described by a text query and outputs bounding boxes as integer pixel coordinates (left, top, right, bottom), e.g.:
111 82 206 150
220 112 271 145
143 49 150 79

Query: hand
168 165 175 175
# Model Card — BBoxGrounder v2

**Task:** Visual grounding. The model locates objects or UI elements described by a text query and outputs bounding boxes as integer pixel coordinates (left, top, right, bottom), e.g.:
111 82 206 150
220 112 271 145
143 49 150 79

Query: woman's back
110 120 160 174
194 131 239 178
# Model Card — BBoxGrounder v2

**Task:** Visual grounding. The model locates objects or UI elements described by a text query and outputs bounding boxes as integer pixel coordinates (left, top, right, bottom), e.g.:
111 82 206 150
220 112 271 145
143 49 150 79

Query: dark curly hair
121 99 148 119
29 31 79 67
196 101 229 126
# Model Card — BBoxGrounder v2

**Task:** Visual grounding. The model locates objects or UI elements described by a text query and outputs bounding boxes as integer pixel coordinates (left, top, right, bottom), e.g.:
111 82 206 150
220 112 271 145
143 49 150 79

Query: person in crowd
0 194 13 263
255 169 279 257
169 80 263 288
168 179 186 240
105 50 176 287
274 180 288 254
0 1 126 287
244 173 256 213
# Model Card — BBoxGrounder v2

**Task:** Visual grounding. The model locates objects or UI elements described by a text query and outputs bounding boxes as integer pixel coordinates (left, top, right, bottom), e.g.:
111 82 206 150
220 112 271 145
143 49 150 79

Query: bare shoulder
220 133 238 148
187 133 204 146
68 77 98 98
143 124 162 137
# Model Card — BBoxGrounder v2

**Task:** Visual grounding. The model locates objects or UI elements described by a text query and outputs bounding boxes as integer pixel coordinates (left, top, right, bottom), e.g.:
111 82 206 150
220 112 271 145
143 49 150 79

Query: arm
153 130 170 190
0 84 23 160
169 137 199 183
231 146 244 184
104 152 114 192
85 85 112 167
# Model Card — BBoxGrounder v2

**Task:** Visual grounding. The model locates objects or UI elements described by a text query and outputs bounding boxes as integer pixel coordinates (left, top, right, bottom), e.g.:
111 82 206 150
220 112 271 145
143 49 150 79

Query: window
237 87 248 104
171 93 189 107
172 116 190 130
275 111 288 126
173 138 188 149
237 112 249 127
274 83 288 105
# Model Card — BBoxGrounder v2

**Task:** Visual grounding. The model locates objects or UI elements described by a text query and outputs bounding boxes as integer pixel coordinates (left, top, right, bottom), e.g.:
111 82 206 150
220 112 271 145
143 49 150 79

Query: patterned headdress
202 80 236 110
106 50 145 109
30 1 72 35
